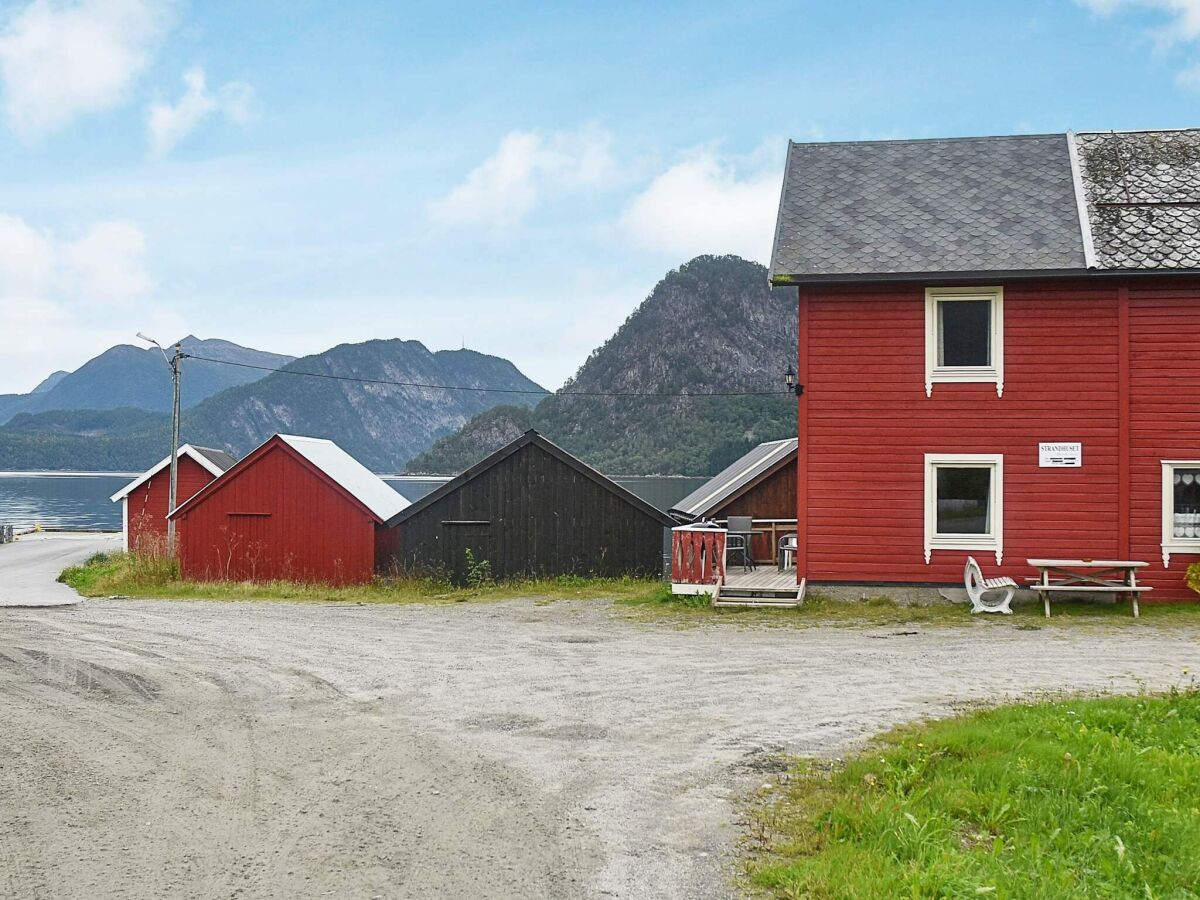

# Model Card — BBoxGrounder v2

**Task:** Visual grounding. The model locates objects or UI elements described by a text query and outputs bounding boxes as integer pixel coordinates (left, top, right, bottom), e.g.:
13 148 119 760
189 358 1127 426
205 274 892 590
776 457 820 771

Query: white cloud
1077 0 1200 41
148 66 253 157
0 213 163 391
0 0 168 138
621 152 782 263
429 126 616 229
1076 0 1200 86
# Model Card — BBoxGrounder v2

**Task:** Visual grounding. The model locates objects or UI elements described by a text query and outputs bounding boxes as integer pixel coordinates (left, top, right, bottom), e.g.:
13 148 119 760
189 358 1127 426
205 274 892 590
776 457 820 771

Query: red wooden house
765 128 1200 601
168 434 408 585
110 444 235 552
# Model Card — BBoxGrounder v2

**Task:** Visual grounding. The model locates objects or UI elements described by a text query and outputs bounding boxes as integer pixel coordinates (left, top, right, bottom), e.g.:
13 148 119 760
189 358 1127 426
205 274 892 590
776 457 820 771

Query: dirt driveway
1 595 1198 900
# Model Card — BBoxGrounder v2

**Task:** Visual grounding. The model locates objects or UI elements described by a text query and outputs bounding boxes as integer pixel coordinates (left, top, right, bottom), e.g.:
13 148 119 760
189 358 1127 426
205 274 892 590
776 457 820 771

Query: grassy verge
744 688 1200 898
58 551 674 604
620 589 1200 627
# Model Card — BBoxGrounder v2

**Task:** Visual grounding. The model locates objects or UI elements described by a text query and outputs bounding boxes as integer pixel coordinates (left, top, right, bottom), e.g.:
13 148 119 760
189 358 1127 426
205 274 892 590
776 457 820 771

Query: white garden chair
964 556 1017 614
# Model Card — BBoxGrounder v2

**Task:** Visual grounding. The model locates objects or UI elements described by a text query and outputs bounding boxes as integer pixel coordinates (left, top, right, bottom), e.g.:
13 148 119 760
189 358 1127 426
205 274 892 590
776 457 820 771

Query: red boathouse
769 129 1200 601
110 444 236 552
169 434 408 584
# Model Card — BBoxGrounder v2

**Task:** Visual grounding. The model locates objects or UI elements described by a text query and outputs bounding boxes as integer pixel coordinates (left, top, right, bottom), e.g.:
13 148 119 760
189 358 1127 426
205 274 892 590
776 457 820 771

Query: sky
0 0 1197 394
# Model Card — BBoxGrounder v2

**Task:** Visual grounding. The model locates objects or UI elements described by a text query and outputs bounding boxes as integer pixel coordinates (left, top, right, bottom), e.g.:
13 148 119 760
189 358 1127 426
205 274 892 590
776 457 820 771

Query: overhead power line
184 354 792 398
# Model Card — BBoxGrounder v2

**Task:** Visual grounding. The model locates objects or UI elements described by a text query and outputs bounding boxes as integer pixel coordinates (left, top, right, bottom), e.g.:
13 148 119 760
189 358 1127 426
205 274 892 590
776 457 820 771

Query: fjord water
0 474 135 531
0 473 707 532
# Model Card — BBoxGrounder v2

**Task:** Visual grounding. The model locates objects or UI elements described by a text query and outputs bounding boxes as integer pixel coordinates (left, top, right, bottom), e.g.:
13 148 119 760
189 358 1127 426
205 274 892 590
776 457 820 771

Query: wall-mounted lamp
784 364 804 397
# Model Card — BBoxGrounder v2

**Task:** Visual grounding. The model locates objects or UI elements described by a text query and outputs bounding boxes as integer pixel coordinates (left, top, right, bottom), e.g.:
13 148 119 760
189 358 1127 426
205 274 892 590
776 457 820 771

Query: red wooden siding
797 278 1200 601
1129 287 1200 599
126 456 216 553
174 441 379 585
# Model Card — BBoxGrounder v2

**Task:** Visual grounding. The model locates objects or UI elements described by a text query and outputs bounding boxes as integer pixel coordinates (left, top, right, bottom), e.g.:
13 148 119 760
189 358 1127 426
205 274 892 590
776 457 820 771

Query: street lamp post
138 333 185 552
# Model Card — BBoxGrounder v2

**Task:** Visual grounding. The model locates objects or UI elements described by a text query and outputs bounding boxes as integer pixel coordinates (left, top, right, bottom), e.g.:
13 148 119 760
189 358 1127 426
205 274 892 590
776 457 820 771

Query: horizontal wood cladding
386 441 667 583
126 456 215 553
803 282 1122 587
1129 289 1200 599
176 442 377 585
800 277 1200 601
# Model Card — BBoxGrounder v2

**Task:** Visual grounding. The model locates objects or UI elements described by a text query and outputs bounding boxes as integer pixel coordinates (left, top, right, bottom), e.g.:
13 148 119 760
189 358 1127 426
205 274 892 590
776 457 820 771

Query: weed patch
744 687 1200 897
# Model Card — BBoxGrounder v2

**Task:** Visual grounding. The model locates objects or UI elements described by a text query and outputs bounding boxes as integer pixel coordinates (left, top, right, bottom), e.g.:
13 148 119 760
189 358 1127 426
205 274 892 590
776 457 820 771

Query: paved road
1 567 1198 899
0 533 119 607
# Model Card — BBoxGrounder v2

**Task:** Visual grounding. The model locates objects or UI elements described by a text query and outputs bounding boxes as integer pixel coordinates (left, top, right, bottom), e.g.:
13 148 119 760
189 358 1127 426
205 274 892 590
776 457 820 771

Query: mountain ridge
0 339 547 472
408 255 798 476
0 336 294 425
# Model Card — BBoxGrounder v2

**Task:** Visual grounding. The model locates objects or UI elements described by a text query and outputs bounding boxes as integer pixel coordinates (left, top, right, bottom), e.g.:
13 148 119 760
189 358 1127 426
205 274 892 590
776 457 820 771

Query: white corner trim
1066 132 1098 270
924 287 1004 398
924 453 1004 566
1160 460 1200 569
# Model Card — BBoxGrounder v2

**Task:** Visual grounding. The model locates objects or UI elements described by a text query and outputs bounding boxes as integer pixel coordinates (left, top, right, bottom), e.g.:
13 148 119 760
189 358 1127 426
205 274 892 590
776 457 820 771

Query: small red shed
168 434 409 585
110 445 236 553
769 128 1200 602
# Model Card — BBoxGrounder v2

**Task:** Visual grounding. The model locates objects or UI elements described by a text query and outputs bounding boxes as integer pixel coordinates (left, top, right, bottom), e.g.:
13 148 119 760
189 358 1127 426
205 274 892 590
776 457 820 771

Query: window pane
938 299 991 367
1172 467 1200 539
936 466 991 535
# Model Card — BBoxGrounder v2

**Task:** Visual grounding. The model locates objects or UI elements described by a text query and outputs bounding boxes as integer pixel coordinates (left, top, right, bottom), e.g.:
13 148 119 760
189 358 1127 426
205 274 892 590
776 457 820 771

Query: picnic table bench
1026 559 1151 619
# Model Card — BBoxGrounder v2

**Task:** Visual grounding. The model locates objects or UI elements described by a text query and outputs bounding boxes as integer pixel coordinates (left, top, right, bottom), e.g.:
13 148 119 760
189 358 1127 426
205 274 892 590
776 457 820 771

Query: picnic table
1025 559 1151 619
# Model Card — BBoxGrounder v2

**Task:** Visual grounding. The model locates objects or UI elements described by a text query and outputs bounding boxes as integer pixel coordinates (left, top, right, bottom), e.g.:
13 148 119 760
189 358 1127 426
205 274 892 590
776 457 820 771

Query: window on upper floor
925 287 1004 397
924 453 1004 565
1161 461 1200 567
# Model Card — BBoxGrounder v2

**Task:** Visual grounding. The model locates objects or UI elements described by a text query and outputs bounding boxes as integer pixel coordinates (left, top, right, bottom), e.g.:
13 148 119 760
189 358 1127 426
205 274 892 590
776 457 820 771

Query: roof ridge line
1066 132 1099 270
785 133 1063 149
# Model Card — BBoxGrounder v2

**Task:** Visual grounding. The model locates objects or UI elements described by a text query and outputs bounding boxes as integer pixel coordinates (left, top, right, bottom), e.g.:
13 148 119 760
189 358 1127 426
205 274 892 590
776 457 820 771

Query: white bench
964 556 1017 614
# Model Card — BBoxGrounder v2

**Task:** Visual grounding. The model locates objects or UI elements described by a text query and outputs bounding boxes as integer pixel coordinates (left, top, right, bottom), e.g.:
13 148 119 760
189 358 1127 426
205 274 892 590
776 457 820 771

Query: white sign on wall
1039 442 1082 468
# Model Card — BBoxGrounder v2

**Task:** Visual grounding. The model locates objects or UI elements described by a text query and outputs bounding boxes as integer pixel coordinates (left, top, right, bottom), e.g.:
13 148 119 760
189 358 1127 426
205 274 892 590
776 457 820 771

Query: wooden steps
712 576 805 608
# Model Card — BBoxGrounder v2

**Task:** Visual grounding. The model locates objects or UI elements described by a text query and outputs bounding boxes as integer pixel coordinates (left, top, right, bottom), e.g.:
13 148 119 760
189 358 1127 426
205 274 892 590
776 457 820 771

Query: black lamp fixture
785 364 804 397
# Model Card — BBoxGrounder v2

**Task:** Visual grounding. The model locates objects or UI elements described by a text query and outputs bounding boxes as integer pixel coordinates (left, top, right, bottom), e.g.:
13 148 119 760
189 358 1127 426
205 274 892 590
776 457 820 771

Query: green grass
745 688 1200 898
57 551 673 604
620 589 1200 628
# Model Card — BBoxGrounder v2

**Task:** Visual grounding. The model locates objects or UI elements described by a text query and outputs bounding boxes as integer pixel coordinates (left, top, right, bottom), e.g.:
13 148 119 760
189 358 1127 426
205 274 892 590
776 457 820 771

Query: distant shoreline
0 471 139 478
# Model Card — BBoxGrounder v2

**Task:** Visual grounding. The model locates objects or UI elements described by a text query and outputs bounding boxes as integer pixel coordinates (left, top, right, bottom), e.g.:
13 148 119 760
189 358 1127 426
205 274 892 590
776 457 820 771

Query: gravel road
2 564 1198 898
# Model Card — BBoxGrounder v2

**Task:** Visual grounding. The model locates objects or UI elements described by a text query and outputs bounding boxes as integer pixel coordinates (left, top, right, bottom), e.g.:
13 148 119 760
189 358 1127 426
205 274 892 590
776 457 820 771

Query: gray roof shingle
770 129 1200 281
770 134 1086 280
1074 130 1200 270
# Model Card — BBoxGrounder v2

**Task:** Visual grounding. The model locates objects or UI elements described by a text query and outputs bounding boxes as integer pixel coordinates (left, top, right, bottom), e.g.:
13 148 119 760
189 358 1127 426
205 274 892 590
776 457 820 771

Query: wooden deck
723 567 800 591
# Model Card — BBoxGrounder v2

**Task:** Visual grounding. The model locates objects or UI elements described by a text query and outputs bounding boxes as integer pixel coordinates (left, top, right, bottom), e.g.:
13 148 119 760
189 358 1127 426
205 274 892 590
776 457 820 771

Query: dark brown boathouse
383 430 673 582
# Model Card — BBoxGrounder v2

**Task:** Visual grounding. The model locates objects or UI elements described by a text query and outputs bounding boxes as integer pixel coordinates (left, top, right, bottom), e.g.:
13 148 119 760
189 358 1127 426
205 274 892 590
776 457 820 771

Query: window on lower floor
924 454 1004 564
1161 461 1200 567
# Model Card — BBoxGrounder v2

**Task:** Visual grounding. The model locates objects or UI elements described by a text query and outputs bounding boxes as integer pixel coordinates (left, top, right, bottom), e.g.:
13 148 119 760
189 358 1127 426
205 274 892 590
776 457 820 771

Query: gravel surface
2 560 1198 898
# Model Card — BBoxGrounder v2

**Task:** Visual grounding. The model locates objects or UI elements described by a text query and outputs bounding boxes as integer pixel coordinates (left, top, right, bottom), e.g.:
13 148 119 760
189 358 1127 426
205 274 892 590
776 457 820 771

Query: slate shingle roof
1074 130 1200 270
770 129 1200 281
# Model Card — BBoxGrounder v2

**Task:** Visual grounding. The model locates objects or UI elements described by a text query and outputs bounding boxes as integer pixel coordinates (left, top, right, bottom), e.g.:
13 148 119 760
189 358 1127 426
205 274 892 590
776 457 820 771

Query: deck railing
670 524 726 592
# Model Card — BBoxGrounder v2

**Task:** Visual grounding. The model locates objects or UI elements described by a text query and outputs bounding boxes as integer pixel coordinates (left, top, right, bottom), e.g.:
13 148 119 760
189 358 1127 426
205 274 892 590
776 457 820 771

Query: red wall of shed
797 278 1200 601
125 456 216 553
175 443 378 585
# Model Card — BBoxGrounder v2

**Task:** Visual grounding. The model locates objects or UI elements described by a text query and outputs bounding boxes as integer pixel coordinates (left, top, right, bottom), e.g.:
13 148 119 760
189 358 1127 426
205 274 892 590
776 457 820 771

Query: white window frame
925 286 1004 398
1160 460 1200 568
924 453 1004 565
